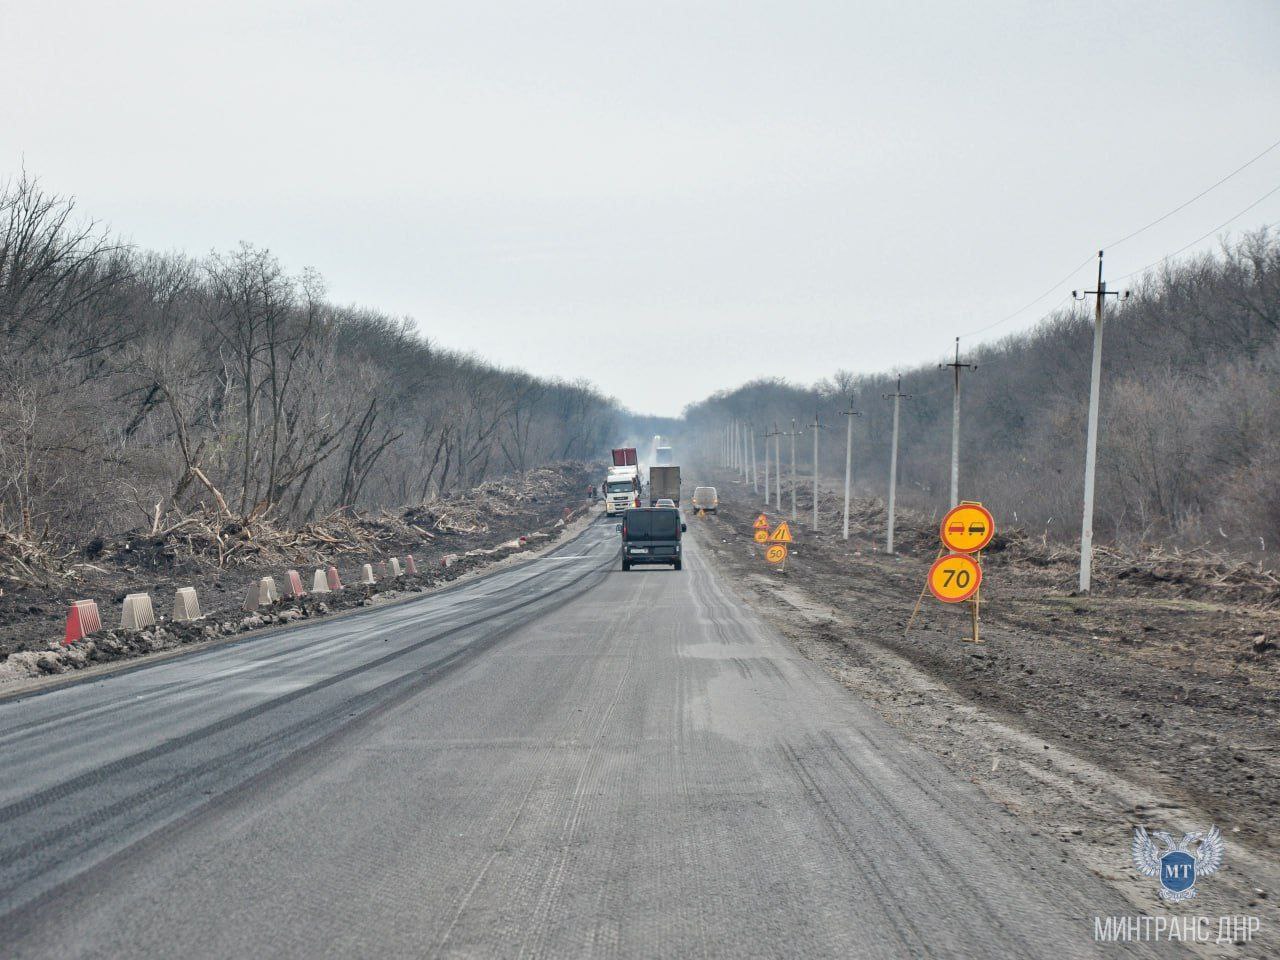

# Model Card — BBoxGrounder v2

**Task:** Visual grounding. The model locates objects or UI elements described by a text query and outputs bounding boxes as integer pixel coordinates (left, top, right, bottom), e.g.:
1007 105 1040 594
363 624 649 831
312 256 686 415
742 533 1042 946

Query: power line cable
959 134 1280 341
958 259 1094 339
1104 134 1280 249
1115 182 1280 283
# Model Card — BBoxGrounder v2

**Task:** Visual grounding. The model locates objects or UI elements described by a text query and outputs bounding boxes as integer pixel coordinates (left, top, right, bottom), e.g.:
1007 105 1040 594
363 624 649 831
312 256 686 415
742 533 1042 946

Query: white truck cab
604 465 641 516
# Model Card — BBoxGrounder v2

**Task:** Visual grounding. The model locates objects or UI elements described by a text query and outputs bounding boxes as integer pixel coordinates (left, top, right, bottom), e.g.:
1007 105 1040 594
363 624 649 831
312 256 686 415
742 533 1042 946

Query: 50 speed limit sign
928 552 982 603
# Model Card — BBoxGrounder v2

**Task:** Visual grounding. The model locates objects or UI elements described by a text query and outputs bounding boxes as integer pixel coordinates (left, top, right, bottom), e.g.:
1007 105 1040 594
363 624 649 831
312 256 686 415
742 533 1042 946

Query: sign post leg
970 549 983 644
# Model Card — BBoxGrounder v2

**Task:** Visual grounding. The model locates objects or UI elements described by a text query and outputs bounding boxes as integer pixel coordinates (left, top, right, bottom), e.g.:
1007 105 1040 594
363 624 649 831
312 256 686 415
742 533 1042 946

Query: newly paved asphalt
0 517 1160 958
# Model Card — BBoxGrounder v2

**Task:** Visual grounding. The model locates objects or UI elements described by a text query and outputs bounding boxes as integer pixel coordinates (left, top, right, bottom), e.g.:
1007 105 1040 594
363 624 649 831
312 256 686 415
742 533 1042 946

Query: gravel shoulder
690 474 1280 956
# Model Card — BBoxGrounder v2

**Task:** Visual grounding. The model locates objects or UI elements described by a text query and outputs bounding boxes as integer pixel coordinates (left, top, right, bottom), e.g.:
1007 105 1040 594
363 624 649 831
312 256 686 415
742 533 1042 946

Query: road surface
0 517 1158 958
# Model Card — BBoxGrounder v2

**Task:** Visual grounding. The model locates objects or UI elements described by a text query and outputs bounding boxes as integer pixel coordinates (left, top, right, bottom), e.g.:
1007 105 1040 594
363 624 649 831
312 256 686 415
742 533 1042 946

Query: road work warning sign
928 553 982 603
939 502 995 554
753 515 769 529
768 521 793 543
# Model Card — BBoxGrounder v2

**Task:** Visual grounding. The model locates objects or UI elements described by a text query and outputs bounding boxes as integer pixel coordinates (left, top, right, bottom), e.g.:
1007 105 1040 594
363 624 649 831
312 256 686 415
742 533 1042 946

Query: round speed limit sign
928 552 982 603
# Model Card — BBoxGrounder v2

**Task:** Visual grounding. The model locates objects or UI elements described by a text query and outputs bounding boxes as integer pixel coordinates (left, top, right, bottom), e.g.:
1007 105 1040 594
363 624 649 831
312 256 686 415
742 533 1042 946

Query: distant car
654 498 676 509
691 486 718 513
618 507 687 571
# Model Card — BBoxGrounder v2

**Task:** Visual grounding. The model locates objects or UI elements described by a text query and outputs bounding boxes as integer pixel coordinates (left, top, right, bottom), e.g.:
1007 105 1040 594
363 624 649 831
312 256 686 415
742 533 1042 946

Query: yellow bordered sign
928 552 982 603
769 521 793 543
753 514 770 529
753 529 768 543
765 543 788 564
940 502 995 554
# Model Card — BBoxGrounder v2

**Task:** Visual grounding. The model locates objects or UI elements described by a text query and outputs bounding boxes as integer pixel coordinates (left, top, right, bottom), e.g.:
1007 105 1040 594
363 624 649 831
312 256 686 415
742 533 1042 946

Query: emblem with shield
1132 825 1224 902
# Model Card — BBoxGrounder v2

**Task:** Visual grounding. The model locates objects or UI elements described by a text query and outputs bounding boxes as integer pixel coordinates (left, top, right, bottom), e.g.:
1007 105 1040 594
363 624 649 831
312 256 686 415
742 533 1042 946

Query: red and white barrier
326 565 343 591
405 554 418 575
286 569 306 598
63 600 102 645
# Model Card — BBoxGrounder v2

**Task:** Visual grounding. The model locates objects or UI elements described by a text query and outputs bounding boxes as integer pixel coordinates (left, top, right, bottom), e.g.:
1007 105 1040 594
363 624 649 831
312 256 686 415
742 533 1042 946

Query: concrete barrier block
405 554 418 575
286 570 306 598
311 569 330 594
260 576 279 604
63 600 102 645
172 587 202 622
243 581 265 612
359 563 375 585
376 561 388 579
442 554 459 568
120 593 156 631
389 558 403 577
326 565 343 591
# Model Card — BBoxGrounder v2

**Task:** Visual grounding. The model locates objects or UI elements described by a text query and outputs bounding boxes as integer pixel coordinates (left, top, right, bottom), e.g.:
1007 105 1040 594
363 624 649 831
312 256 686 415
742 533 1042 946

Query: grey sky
4 1 1279 416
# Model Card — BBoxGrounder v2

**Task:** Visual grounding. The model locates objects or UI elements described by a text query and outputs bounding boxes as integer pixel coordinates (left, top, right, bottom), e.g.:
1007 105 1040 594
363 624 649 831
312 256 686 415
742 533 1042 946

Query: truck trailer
648 465 681 506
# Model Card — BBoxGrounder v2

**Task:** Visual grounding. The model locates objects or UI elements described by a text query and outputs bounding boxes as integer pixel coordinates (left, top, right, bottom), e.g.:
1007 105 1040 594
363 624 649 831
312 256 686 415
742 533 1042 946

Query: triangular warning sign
753 514 769 529
768 521 793 543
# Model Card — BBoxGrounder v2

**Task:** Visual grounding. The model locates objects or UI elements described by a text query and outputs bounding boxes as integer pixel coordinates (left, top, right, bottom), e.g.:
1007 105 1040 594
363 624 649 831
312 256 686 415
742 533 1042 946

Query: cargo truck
611 447 638 467
648 465 680 506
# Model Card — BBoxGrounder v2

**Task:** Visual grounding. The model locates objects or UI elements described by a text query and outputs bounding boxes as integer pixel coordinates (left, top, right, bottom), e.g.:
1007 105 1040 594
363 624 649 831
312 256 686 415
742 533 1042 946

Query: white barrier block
260 577 279 604
390 558 403 577
120 593 156 631
243 581 265 612
172 587 202 622
360 563 376 585
311 569 330 594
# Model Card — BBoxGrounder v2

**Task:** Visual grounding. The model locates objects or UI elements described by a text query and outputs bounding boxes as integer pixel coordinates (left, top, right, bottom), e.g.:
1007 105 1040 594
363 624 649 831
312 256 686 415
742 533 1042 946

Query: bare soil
692 473 1280 954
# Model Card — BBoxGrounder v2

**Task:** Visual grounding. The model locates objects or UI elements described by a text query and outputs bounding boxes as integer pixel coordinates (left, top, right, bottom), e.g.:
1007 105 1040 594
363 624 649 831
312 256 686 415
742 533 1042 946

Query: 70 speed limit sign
928 552 982 603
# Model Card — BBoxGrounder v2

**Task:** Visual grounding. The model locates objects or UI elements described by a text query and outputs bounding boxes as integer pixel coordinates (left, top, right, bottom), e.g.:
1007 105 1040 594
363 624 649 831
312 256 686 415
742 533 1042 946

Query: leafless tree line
679 227 1280 554
0 173 618 546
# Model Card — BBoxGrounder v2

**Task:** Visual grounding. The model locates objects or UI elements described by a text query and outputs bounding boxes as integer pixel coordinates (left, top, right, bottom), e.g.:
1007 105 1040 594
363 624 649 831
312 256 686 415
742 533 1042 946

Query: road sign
928 553 982 603
769 521 793 543
939 502 995 554
765 543 788 564
753 529 769 543
753 514 769 529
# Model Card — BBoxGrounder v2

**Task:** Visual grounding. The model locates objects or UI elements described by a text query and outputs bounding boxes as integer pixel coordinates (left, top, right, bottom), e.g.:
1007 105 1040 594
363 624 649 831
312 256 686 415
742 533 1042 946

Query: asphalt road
0 516 1162 958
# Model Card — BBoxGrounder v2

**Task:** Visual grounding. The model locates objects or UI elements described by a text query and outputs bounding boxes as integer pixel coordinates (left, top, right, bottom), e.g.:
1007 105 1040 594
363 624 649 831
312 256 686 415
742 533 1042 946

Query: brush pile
100 463 590 573
0 527 73 586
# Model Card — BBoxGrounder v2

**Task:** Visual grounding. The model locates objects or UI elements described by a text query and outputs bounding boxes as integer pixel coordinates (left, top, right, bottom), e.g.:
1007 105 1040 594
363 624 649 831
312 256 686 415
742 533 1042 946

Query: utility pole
761 428 770 505
809 413 826 531
788 418 799 521
742 421 750 483
765 424 781 507
749 425 758 492
775 426 783 509
939 337 977 507
840 399 862 541
883 376 911 554
1072 250 1129 594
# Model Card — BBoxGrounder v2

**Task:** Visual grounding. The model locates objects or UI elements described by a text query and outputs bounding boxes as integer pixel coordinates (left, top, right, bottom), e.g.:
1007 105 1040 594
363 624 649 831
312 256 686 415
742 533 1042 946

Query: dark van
618 507 687 571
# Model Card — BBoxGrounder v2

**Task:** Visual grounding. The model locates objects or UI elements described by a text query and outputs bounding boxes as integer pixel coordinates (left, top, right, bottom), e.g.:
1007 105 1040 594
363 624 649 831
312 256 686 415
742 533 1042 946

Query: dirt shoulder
0 464 598 687
691 473 1280 955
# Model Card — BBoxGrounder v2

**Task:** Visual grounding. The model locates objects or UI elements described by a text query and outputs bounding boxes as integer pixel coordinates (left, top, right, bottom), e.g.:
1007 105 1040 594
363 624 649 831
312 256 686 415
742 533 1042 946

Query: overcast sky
4 1 1279 415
